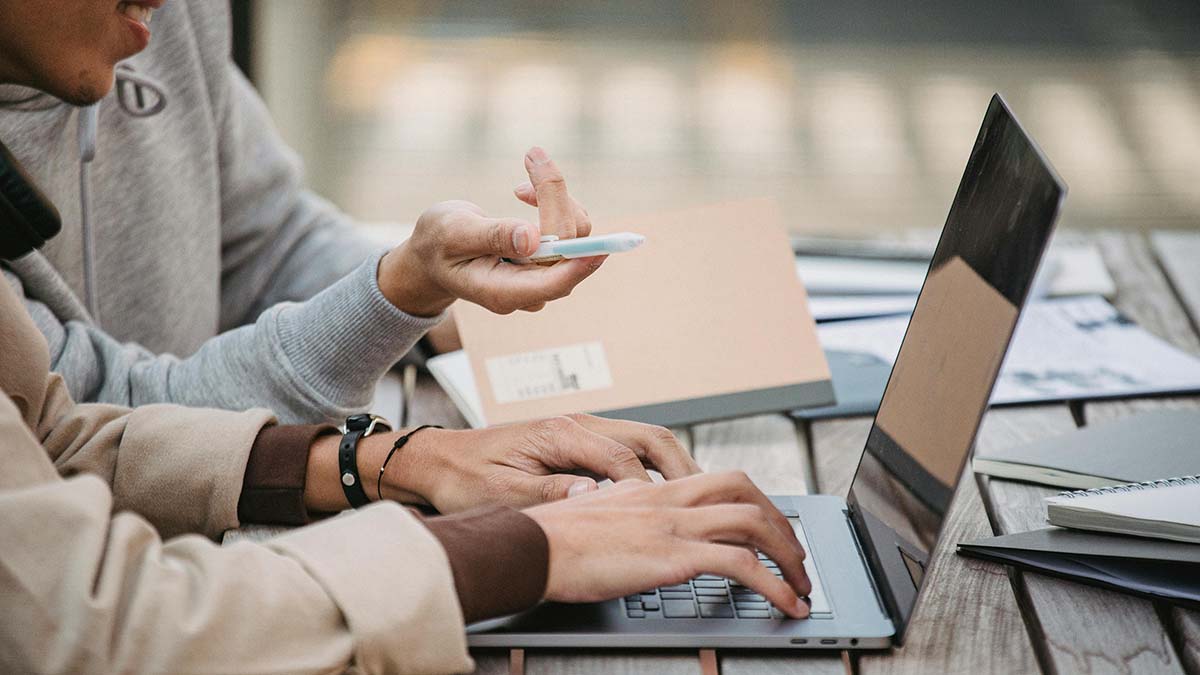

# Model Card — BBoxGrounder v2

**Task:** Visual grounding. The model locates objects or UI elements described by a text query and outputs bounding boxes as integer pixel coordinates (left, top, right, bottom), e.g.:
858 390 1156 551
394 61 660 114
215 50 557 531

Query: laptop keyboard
624 513 830 620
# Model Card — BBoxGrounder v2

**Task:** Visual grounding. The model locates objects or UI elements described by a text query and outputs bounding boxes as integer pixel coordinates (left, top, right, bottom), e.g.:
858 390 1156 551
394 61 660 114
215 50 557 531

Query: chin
57 68 115 107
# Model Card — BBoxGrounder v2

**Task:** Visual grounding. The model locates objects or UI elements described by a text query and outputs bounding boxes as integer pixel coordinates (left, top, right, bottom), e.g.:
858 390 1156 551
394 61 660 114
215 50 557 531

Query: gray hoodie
0 1 439 424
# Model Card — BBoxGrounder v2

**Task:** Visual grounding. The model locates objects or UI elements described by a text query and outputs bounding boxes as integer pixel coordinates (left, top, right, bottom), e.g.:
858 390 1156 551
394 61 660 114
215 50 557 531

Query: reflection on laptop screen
844 94 1065 640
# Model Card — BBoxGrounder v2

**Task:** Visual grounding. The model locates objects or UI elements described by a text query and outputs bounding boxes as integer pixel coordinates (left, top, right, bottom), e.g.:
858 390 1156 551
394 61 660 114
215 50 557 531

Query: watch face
345 414 372 432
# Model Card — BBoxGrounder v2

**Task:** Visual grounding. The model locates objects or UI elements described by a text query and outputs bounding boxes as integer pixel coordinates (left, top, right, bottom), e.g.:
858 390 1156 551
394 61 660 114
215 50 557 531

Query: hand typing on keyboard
347 413 701 514
523 471 812 619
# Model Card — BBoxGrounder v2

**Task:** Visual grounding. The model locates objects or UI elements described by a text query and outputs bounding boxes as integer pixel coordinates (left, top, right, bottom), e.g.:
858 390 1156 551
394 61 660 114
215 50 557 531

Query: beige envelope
454 199 834 427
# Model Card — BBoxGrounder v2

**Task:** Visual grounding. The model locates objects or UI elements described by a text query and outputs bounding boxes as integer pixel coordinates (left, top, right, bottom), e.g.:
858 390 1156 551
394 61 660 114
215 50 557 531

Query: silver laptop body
469 93 1066 650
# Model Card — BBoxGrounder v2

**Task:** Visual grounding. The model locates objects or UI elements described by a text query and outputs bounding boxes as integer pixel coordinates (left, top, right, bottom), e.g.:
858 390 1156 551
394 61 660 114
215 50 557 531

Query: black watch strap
339 414 391 509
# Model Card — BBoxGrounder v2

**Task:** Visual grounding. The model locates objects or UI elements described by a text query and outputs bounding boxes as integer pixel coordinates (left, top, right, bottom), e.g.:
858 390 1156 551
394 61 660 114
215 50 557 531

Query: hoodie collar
0 84 61 111
0 64 169 116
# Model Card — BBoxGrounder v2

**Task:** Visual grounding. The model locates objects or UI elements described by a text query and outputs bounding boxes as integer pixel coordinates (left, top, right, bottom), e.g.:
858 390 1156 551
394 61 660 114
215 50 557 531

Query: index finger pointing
524 146 578 239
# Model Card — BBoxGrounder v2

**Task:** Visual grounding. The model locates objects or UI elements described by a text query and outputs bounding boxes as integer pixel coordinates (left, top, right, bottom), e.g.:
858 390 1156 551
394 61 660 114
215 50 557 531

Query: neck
0 58 19 88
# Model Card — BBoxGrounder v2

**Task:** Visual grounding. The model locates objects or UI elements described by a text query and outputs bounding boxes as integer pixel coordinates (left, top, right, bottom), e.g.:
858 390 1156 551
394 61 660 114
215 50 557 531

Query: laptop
468 93 1066 650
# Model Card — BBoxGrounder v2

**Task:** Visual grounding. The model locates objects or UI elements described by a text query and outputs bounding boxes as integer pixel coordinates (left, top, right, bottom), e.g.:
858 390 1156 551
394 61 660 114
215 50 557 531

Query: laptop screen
844 94 1065 641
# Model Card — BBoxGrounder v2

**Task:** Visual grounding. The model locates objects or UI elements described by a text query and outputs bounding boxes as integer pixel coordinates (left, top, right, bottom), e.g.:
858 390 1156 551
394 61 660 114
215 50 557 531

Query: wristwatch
339 413 392 508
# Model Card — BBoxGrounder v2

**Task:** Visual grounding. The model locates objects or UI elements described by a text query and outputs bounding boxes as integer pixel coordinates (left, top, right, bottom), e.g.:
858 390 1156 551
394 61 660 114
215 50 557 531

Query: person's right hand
377 147 601 317
524 472 813 619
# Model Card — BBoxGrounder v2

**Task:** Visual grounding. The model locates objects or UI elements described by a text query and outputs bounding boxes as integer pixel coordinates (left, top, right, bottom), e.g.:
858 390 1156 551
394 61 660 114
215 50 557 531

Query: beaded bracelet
377 425 443 502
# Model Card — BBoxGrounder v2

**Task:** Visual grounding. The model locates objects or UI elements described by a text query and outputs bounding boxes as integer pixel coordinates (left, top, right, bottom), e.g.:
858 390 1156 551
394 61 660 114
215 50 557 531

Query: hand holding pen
377 147 608 317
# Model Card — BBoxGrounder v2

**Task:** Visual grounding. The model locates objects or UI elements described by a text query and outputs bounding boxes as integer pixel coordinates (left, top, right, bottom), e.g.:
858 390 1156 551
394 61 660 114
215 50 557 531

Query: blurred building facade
247 0 1200 234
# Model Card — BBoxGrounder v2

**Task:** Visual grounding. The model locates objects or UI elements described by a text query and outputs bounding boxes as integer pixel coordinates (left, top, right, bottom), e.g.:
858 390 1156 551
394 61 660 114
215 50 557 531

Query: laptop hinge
844 506 891 622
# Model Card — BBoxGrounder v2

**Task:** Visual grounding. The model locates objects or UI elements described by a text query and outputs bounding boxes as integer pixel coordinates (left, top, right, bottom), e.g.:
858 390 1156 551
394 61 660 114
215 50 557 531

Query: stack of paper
796 240 1115 323
794 256 928 296
796 296 1200 419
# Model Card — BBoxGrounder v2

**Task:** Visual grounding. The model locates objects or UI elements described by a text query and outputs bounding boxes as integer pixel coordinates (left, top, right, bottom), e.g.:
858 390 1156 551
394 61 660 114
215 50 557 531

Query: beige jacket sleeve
0 281 473 674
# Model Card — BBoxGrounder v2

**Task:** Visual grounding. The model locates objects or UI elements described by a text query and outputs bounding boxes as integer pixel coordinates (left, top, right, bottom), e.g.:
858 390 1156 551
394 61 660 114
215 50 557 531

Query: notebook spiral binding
1056 475 1200 499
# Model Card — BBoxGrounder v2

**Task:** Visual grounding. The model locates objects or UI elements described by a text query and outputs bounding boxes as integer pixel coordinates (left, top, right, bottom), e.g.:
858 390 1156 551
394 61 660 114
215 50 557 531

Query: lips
116 0 165 53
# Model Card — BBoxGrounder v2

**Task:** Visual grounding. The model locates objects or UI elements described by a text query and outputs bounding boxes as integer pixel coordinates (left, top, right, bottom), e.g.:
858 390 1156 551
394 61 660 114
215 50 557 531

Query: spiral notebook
1045 476 1200 544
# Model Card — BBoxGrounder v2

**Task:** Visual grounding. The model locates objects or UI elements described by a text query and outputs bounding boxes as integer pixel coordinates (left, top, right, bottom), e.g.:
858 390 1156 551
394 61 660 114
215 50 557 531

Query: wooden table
229 229 1200 675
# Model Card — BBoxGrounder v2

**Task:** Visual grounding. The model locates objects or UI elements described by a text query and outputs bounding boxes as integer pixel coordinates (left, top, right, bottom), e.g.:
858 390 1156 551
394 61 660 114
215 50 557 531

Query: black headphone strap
0 139 61 260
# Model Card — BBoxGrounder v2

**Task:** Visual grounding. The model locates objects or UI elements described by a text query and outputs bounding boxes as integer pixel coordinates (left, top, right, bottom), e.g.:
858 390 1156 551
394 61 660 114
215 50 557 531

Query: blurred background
236 1 1200 236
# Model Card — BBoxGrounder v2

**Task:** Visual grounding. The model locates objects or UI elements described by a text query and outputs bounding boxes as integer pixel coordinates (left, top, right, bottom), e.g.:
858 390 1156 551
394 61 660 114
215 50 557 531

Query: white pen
510 232 646 264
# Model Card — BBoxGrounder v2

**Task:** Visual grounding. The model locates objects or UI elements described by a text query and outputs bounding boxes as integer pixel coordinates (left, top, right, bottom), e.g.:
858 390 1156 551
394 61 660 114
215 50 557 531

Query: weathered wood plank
670 426 693 455
467 651 509 675
809 408 1038 671
858 469 1037 675
1176 611 1200 675
1151 230 1200 336
1084 229 1200 423
978 406 1185 674
791 412 1039 673
528 647 848 675
1092 230 1200 675
1084 397 1200 675
716 651 849 675
1096 231 1200 356
691 413 847 675
524 652 700 675
370 370 406 425
409 373 471 430
809 417 873 497
691 414 812 494
1085 397 1200 423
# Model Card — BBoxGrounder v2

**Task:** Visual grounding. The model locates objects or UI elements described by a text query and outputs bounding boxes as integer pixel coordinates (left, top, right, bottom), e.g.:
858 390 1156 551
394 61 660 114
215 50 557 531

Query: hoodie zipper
4 68 166 325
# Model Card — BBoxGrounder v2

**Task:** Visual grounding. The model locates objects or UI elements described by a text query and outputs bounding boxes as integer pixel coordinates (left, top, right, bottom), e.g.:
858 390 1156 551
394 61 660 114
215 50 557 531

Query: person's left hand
375 414 702 513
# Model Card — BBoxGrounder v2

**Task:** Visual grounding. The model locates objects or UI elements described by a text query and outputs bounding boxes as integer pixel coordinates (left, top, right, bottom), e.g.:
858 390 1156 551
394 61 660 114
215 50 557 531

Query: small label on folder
486 341 614 404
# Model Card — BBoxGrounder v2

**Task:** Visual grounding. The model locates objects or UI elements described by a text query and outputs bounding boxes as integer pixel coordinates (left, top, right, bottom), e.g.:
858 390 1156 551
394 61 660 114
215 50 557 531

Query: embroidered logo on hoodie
115 64 167 117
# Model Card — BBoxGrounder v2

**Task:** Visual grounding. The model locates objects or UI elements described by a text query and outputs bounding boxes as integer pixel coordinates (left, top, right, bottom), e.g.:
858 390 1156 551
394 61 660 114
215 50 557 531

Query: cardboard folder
450 199 834 427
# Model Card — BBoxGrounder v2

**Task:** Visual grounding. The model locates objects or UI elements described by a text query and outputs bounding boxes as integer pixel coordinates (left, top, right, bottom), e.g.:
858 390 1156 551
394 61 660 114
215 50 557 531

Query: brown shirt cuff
422 506 549 623
239 424 336 525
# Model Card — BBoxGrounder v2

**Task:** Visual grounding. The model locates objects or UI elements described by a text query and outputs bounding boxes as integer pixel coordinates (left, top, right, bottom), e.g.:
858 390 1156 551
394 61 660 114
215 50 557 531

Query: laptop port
790 638 808 645
820 639 838 645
